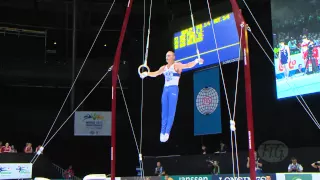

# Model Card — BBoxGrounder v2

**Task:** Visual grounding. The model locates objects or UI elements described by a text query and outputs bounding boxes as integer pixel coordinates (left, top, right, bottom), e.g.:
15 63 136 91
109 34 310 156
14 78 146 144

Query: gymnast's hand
196 58 204 64
140 72 148 79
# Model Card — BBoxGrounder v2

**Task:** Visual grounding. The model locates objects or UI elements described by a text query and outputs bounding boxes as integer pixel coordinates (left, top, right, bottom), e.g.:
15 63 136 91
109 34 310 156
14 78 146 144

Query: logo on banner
285 174 312 180
196 87 219 115
82 113 105 130
75 111 111 136
0 164 32 179
258 140 288 163
179 176 209 180
83 113 104 121
213 174 274 180
164 175 210 180
0 166 11 176
16 166 31 174
279 60 296 72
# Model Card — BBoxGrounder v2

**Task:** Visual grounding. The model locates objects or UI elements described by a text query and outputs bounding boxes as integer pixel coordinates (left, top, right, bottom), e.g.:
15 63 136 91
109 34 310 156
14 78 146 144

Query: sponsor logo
179 177 209 180
16 166 31 174
213 174 275 180
164 175 211 180
258 140 288 163
83 113 104 121
0 166 11 175
217 177 268 180
196 87 219 115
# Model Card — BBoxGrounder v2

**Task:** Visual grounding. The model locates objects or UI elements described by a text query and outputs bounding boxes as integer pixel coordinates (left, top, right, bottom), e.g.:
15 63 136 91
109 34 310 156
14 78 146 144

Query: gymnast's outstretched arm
176 58 204 70
147 65 166 77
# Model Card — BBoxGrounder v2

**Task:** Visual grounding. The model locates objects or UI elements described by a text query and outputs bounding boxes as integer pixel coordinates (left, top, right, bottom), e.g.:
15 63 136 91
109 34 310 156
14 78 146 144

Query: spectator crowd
273 7 320 57
0 141 43 154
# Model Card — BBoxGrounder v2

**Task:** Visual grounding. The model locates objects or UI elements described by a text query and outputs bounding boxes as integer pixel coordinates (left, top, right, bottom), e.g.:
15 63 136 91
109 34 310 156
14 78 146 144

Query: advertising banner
212 174 276 180
122 176 161 180
83 175 121 180
0 163 32 179
193 67 222 136
276 173 320 180
74 111 111 136
163 175 212 180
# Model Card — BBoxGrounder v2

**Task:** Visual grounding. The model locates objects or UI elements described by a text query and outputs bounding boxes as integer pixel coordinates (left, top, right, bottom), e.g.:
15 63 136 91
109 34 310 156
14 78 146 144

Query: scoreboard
173 12 240 72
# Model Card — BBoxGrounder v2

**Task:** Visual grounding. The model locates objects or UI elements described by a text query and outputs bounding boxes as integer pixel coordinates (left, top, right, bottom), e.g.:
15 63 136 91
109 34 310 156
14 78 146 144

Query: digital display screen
173 12 240 72
272 0 320 99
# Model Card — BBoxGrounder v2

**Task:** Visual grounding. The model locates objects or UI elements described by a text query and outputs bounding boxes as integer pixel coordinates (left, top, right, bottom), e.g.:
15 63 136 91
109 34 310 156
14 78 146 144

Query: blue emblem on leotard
164 71 173 81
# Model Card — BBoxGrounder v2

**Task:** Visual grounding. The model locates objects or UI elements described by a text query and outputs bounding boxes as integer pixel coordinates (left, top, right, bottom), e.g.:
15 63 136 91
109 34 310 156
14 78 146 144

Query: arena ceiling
0 0 260 88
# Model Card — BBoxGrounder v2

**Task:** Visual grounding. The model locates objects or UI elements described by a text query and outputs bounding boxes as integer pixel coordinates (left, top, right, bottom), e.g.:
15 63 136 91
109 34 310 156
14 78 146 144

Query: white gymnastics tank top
163 64 180 87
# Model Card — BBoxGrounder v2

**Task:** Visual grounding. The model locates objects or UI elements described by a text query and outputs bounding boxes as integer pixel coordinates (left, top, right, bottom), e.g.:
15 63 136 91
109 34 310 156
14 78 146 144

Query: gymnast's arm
286 46 291 58
147 66 165 77
175 58 203 69
278 49 281 62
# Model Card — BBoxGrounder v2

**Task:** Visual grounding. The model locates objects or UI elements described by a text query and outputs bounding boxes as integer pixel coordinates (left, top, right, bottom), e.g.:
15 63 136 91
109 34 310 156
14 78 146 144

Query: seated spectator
202 145 207 154
0 141 2 153
311 161 320 171
164 174 173 180
212 161 220 175
64 166 74 179
1 143 11 153
11 145 17 153
24 143 33 153
215 142 227 153
155 162 165 176
247 151 263 175
288 157 303 172
266 175 272 180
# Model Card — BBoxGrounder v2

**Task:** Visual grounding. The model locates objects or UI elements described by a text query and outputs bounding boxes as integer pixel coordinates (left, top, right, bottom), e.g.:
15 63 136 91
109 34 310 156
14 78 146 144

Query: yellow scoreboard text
174 24 204 50
174 13 231 50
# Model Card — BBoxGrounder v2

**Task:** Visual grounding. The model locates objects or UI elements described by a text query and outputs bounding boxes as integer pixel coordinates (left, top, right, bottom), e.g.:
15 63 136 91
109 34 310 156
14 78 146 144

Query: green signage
285 174 312 180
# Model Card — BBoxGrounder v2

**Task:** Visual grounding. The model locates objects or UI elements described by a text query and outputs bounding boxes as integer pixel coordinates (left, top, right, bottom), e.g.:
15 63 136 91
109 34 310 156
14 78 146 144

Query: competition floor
276 72 320 98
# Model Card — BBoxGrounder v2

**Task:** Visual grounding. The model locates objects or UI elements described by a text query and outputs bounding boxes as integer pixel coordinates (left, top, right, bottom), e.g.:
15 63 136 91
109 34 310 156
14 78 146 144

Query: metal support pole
65 3 69 64
44 30 47 63
111 0 134 179
71 0 77 112
228 1 256 179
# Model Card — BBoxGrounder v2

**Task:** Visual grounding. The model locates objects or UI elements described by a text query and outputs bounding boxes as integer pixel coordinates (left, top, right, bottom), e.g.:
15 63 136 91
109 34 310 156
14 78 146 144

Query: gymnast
139 51 203 142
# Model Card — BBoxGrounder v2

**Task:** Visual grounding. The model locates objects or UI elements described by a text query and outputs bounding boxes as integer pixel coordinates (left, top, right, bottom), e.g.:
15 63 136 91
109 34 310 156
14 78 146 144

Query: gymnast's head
302 35 308 42
166 51 175 64
279 40 285 48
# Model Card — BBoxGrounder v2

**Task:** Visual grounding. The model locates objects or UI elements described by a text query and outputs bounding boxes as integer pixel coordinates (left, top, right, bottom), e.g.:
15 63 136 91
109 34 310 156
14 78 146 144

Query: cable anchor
230 120 236 132
139 153 143 161
108 65 113 72
246 25 251 32
36 146 44 155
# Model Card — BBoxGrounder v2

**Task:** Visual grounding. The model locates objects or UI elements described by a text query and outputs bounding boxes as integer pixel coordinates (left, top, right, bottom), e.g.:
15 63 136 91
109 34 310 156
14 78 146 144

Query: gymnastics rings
138 63 150 77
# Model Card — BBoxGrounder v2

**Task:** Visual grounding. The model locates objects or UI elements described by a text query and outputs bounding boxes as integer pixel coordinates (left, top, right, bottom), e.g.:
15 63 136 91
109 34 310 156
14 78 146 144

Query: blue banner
193 67 221 136
213 174 276 180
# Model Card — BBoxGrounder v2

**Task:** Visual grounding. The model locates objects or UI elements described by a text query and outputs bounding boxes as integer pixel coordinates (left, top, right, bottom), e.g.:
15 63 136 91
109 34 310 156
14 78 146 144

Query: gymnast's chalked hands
199 58 204 64
140 72 148 79
196 58 204 65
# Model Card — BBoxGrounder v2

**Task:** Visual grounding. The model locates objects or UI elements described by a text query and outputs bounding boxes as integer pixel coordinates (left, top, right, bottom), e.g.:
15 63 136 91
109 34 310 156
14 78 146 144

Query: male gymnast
140 51 204 142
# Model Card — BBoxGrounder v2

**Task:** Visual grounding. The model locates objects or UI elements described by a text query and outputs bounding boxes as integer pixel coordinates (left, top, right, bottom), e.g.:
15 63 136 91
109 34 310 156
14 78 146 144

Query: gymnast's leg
160 87 169 142
163 85 179 142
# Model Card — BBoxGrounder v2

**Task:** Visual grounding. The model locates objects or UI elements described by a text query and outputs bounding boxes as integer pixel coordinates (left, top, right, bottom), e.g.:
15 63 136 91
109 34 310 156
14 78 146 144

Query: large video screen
272 0 320 99
173 12 240 72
